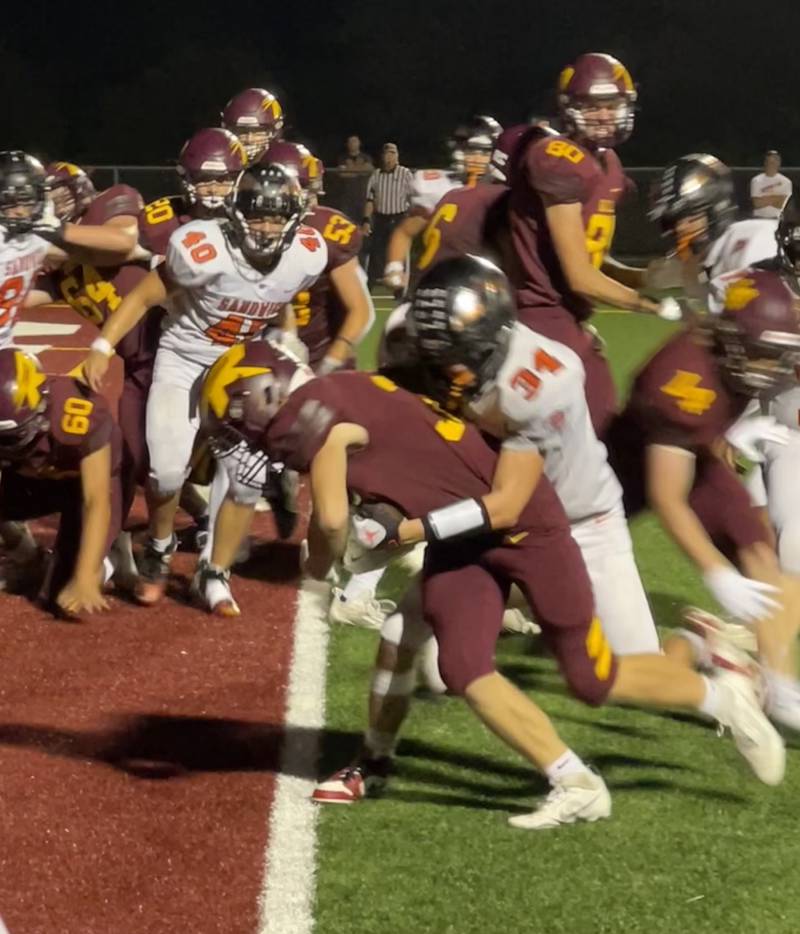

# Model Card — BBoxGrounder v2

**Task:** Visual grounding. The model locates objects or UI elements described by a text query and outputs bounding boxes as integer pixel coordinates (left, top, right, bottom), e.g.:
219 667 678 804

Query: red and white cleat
135 536 177 606
191 561 241 617
311 758 391 804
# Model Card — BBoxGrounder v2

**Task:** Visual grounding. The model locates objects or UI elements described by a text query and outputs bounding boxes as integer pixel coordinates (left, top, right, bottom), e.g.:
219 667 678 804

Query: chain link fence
90 165 800 261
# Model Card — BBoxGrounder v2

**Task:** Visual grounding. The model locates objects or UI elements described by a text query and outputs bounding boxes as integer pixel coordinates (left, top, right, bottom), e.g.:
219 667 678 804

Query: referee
362 143 413 288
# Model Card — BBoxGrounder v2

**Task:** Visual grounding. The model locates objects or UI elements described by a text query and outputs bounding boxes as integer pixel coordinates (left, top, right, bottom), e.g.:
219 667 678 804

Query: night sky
7 0 800 168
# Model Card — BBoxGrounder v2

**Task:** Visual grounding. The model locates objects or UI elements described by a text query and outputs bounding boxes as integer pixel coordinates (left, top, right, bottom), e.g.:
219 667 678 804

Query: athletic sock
545 749 588 783
151 534 174 553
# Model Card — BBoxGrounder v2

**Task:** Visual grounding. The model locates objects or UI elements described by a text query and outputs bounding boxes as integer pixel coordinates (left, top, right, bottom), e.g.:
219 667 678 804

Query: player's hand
57 577 110 616
32 200 67 244
703 566 780 623
361 222 372 237
383 261 406 292
724 415 790 463
352 502 403 549
83 349 110 392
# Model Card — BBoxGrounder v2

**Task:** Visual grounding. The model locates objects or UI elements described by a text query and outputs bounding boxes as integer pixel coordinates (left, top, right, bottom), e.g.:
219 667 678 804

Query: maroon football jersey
52 185 157 369
138 195 192 257
507 134 626 321
263 371 565 534
622 330 745 450
12 376 120 479
293 205 363 366
415 183 509 277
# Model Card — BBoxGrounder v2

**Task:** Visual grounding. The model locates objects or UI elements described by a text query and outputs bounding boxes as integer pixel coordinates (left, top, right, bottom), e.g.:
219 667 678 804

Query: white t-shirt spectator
750 172 792 218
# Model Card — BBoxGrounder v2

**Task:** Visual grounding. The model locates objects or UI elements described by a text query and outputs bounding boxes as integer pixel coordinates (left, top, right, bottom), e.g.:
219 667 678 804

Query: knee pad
371 667 417 697
380 606 432 652
148 467 188 500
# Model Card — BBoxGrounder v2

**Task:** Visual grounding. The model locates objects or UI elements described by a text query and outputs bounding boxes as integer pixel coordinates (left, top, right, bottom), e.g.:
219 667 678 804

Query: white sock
341 567 384 602
764 670 800 708
545 749 588 783
151 534 174 553
364 728 397 759
200 464 231 564
698 675 719 718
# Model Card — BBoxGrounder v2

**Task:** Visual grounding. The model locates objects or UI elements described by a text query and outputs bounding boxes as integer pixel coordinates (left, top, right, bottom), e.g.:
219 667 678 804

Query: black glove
352 501 404 549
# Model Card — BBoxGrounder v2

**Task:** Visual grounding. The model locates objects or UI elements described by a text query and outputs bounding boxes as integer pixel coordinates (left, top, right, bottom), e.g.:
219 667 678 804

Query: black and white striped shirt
366 165 413 215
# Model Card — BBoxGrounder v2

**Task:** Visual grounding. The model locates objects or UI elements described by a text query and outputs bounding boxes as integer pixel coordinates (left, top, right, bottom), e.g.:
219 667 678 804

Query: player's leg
424 545 611 830
139 347 206 604
313 580 432 804
570 504 660 655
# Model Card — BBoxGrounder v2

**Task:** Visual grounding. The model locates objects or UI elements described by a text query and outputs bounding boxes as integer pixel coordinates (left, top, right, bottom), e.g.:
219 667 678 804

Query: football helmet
557 53 637 149
221 88 284 161
0 151 48 238
650 154 737 260
177 128 247 216
407 254 515 408
0 348 49 460
712 269 800 396
227 164 306 270
450 115 502 182
199 341 308 487
258 140 312 190
776 214 800 283
45 161 96 222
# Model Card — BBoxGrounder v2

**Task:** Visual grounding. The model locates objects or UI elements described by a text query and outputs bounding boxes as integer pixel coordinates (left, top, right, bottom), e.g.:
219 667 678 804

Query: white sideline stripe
12 322 82 337
258 580 330 934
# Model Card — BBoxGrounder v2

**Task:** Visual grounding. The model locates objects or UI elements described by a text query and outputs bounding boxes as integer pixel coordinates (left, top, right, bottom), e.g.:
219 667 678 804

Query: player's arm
306 422 369 577
545 201 659 313
323 258 375 369
389 447 545 546
83 268 172 391
61 214 139 258
601 254 648 289
384 214 427 287
57 443 112 615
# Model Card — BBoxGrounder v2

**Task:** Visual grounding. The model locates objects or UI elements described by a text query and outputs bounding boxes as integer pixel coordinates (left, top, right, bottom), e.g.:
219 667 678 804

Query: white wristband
91 337 114 357
384 260 404 276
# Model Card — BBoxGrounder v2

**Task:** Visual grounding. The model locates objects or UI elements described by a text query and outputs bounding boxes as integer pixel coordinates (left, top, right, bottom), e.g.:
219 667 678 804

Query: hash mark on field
12 322 82 337
258 580 330 934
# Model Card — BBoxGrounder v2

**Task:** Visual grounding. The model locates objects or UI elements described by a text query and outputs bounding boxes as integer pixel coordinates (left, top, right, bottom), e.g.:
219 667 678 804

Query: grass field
316 301 800 934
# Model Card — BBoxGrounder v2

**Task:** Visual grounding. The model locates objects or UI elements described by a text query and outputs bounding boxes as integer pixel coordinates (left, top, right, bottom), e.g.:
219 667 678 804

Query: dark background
7 0 800 168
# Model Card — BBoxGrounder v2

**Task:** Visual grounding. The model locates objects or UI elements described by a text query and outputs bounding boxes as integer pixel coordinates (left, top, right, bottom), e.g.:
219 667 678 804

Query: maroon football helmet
45 161 96 222
713 269 800 395
490 123 558 184
177 128 247 216
221 88 284 161
199 341 309 486
0 348 49 460
258 140 313 190
557 53 637 149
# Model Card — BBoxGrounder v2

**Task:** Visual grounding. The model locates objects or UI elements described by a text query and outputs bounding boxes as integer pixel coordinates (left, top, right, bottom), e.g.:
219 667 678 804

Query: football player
505 53 665 436
82 164 326 608
0 348 121 617
202 334 784 828
383 116 502 295
221 87 284 162
605 269 800 728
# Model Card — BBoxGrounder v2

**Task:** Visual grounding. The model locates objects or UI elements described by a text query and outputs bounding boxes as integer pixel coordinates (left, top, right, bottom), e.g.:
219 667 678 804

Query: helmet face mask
558 54 637 149
221 89 285 163
177 128 247 218
450 116 501 181
566 95 632 149
45 161 96 222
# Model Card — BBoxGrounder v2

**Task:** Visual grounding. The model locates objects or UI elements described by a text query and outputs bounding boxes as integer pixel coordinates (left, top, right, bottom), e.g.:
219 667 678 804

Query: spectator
338 135 374 174
362 143 413 287
751 150 792 219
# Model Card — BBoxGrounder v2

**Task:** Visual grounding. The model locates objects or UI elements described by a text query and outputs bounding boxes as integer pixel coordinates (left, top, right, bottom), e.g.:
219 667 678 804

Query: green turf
315 306 800 934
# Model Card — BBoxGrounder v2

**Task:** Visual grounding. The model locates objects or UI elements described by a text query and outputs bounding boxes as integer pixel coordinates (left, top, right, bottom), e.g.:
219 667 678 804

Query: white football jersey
0 230 50 349
705 219 779 313
467 323 621 522
409 170 461 220
161 219 327 364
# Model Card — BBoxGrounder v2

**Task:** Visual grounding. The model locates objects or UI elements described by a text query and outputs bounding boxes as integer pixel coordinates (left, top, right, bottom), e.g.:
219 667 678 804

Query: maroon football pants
0 468 122 600
421 484 618 705
517 305 617 438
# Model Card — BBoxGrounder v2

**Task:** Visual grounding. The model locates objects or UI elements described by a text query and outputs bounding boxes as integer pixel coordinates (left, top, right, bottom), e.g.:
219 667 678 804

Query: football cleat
191 560 241 617
328 588 396 630
683 606 758 656
508 770 611 830
502 607 541 636
311 757 392 804
135 535 177 606
713 667 785 785
107 531 138 592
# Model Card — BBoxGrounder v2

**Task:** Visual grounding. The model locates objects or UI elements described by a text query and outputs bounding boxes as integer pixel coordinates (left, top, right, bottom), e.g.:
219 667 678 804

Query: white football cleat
713 668 785 786
191 561 241 618
312 758 392 804
328 588 396 630
508 770 611 830
683 606 758 656
502 608 541 636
